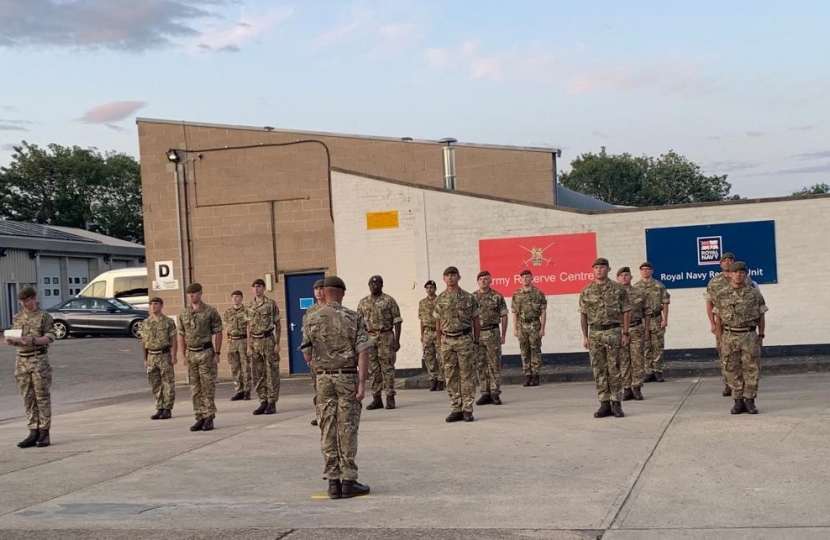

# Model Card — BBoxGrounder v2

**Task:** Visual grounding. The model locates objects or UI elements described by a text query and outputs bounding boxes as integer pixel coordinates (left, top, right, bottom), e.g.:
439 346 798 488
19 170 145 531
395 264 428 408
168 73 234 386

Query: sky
1 0 828 198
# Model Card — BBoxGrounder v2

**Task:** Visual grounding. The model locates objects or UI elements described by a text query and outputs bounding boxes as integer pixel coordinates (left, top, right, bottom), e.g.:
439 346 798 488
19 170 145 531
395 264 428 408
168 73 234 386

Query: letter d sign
155 260 174 283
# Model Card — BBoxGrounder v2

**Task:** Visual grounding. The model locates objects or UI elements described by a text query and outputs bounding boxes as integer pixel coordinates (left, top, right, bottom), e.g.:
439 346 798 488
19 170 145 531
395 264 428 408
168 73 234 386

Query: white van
77 267 149 310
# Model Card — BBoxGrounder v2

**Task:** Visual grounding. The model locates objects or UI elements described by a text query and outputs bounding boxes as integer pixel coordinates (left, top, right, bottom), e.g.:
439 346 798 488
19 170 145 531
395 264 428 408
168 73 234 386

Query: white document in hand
4 329 22 339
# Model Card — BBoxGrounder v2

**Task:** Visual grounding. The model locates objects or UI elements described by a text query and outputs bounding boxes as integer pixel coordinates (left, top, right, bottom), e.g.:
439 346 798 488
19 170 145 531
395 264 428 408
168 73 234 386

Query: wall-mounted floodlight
166 149 181 163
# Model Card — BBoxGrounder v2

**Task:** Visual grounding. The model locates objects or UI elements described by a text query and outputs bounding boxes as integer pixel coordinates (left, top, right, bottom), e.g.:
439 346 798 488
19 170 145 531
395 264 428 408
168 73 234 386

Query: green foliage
0 142 143 243
792 182 830 196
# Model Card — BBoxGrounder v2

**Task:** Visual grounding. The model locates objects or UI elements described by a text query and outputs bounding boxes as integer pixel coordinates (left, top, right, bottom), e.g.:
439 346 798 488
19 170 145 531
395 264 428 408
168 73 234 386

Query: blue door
285 272 325 374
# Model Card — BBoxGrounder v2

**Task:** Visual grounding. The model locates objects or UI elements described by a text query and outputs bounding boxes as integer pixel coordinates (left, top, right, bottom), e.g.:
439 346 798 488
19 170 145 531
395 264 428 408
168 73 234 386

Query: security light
166 149 181 163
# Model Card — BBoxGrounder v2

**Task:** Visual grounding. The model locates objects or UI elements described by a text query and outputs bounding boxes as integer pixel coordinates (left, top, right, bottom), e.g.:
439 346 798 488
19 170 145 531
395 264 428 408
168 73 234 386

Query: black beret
252 278 266 287
616 267 631 276
639 262 653 269
313 279 325 289
186 282 202 293
477 270 491 279
230 290 243 297
149 296 164 304
443 266 459 275
592 258 609 267
368 275 383 284
519 269 532 276
424 280 436 287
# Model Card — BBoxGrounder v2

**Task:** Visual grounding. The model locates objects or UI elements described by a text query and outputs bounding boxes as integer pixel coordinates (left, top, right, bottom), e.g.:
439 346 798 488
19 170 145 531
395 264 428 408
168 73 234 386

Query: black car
46 297 148 340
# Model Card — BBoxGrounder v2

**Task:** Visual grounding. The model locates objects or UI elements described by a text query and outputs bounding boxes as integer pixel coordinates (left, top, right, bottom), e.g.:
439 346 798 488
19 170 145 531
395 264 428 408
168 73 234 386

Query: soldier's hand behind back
355 384 365 403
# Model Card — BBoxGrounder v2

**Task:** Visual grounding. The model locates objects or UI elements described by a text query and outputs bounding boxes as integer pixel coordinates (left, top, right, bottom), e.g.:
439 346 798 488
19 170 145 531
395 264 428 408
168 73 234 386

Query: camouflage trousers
589 328 623 402
316 373 362 481
227 337 252 393
620 323 646 389
644 318 666 374
722 330 761 399
476 328 502 395
368 331 396 397
518 320 542 375
441 335 477 413
187 349 217 420
15 353 52 430
147 352 175 410
421 328 443 382
250 336 280 403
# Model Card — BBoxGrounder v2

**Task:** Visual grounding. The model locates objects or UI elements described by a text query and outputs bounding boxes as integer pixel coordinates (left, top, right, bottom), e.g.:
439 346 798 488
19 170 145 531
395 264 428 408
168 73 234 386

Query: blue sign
299 297 314 310
645 220 777 289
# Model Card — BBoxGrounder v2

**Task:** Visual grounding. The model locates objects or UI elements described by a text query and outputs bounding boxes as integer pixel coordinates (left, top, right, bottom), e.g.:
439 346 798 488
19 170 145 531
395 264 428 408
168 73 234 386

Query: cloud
0 105 17 112
591 130 610 139
788 150 830 161
309 8 372 50
746 131 763 138
79 101 147 124
191 6 292 53
788 124 817 132
776 163 830 175
1 143 18 151
0 124 28 132
0 0 242 52
705 160 762 173
309 5 425 54
425 40 480 72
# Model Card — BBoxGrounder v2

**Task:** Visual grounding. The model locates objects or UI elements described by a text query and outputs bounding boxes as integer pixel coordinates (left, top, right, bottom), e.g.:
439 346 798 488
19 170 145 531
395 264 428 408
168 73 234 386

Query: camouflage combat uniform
247 296 281 405
223 305 251 395
434 289 480 413
357 293 402 398
713 285 768 399
634 278 670 375
579 281 631 402
705 273 731 383
12 308 56 431
179 303 223 421
141 314 177 411
511 286 547 376
303 301 324 425
303 302 373 481
621 286 648 390
473 288 507 396
418 294 442 384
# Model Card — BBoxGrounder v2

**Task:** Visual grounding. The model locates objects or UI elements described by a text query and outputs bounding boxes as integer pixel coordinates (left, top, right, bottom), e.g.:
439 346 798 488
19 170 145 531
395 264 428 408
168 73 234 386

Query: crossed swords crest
519 243 554 268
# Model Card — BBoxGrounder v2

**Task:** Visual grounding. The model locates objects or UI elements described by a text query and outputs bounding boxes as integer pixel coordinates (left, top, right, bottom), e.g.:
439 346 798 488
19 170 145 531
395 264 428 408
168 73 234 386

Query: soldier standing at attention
247 278 281 415
434 266 481 423
705 252 736 397
713 261 768 415
580 258 631 419
179 283 223 432
473 271 508 406
302 276 372 499
635 262 670 383
511 269 547 387
142 297 178 420
305 278 325 427
224 290 251 401
419 279 444 391
616 268 650 401
358 276 402 411
5 287 56 448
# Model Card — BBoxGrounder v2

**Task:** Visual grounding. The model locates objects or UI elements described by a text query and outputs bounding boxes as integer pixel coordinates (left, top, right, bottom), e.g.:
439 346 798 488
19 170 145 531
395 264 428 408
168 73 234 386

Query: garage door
67 258 90 297
38 257 62 309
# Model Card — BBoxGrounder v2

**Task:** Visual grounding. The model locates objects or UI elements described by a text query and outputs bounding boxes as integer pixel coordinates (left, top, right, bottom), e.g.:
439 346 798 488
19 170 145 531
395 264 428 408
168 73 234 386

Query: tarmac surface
1 342 830 539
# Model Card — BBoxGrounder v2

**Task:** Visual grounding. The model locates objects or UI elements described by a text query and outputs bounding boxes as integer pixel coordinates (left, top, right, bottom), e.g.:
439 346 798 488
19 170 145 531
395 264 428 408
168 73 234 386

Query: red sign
478 233 597 296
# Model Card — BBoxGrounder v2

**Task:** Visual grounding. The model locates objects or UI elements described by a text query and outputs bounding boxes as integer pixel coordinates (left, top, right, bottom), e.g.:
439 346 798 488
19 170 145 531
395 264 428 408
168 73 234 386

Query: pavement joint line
0 451 88 479
600 378 701 531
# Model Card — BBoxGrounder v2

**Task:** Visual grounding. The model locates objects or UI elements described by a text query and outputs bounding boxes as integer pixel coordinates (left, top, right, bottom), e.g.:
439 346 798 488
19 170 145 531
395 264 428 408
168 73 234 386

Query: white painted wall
332 171 830 370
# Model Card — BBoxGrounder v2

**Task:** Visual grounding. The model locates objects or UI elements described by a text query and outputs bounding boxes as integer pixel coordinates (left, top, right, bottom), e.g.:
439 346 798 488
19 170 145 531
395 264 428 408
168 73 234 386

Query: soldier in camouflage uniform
305 278 325 427
616 267 650 401
224 290 251 401
713 261 768 415
179 282 223 432
473 271 508 405
247 278 281 415
705 252 736 397
511 269 547 386
4 287 56 448
579 258 631 419
357 275 402 411
434 266 481 423
419 279 444 391
141 297 178 420
302 276 372 499
634 262 671 382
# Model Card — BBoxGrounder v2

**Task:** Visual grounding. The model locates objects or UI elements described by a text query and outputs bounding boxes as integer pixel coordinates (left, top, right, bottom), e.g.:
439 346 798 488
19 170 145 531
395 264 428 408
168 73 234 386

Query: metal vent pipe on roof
439 137 457 190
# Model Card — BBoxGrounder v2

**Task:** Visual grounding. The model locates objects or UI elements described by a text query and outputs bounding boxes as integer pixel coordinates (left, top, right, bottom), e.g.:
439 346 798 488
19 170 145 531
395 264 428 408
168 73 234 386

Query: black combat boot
160 409 172 420
744 398 758 414
36 430 50 447
436 380 446 391
632 387 644 401
722 384 732 397
264 402 276 415
429 380 438 391
385 396 396 410
310 418 318 426
190 418 205 431
491 394 503 405
327 479 342 499
611 401 625 418
530 375 541 386
475 393 493 406
253 401 268 415
17 429 39 449
202 416 215 431
655 372 665 382
731 399 746 414
594 402 612 418
230 392 245 401
445 411 464 422
341 480 370 498
463 412 474 422
523 375 532 387
643 373 656 383
622 388 634 401
366 394 384 410
150 409 163 420
243 391 251 400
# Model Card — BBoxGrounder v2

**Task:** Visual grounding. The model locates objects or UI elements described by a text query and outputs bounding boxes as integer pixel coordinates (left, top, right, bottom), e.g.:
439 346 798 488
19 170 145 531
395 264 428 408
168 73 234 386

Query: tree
559 149 736 206
0 142 143 243
792 182 829 196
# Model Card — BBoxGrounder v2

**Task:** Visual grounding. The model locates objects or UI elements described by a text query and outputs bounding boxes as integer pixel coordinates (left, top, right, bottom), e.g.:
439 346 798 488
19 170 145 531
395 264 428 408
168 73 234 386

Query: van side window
82 281 106 297
114 276 148 299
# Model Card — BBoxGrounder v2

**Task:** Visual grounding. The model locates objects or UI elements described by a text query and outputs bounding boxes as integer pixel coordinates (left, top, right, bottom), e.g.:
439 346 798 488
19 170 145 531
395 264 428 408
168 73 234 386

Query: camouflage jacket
12 308 56 354
626 286 649 323
705 273 731 302
712 285 768 328
511 286 547 321
141 315 177 350
357 293 402 332
634 279 670 316
223 306 248 337
247 296 280 335
474 288 508 327
303 302 324 326
179 303 223 347
418 296 437 328
579 281 632 325
303 302 374 370
433 288 481 334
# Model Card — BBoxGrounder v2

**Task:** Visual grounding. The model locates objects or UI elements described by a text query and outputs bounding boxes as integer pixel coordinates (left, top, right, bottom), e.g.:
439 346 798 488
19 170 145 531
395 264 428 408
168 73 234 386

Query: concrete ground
1 345 829 539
